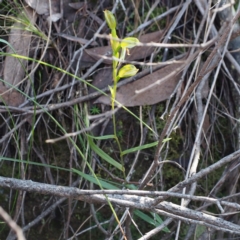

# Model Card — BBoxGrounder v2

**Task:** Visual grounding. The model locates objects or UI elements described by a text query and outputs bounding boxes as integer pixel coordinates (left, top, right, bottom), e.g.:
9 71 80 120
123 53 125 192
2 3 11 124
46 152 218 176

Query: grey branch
0 176 240 235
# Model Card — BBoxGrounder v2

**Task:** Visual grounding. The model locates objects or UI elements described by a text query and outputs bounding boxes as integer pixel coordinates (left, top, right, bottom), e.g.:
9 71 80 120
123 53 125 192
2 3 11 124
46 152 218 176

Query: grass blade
88 136 124 171
72 168 119 189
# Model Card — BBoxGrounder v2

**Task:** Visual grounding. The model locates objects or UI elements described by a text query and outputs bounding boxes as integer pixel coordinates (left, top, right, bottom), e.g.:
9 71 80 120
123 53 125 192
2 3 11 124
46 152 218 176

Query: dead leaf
127 31 164 61
68 2 85 10
89 67 112 94
95 59 185 106
3 7 36 87
47 13 62 23
0 84 24 107
84 46 112 65
78 31 164 68
25 0 60 16
25 0 49 15
63 1 82 22
2 7 35 107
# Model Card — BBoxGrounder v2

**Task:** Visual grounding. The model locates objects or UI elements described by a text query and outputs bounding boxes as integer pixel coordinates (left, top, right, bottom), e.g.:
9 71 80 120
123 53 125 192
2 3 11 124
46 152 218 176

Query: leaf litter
2 7 36 106
1 1 237 239
94 57 185 106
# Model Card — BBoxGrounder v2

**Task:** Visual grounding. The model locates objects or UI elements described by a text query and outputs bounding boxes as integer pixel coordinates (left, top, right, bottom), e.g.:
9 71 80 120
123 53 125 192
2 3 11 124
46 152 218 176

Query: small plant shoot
103 10 140 177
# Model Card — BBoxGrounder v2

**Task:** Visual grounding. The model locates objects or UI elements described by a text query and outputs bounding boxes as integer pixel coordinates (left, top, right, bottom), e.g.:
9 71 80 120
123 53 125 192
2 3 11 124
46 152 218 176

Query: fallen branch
0 175 240 235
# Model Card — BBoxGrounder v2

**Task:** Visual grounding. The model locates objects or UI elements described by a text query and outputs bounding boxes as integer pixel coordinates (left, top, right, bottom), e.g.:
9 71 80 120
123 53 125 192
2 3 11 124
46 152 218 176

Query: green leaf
104 10 116 30
122 138 171 155
87 136 124 172
134 210 170 232
110 33 119 53
109 85 114 95
103 11 119 52
88 135 115 140
125 184 138 190
72 169 119 189
122 141 158 155
113 51 119 68
150 212 170 232
134 210 157 226
162 137 172 143
0 157 70 172
118 64 139 79
120 37 139 49
119 47 126 63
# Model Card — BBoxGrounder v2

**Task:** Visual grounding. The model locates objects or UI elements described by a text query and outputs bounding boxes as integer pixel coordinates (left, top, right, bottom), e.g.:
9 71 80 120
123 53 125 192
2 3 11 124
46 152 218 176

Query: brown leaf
127 31 164 61
3 7 36 87
84 46 112 64
47 13 62 22
25 0 60 16
25 0 49 15
95 59 185 106
89 67 112 94
79 31 164 68
68 2 85 10
0 84 24 107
